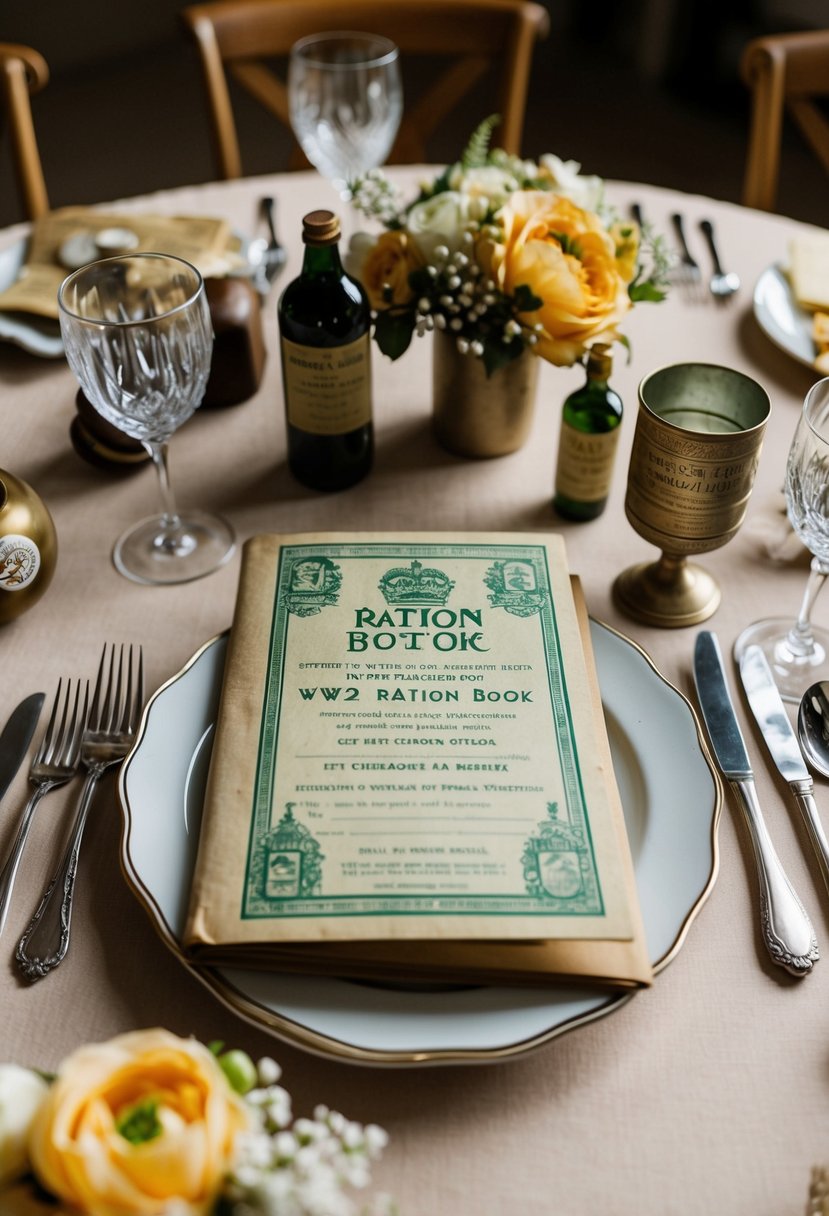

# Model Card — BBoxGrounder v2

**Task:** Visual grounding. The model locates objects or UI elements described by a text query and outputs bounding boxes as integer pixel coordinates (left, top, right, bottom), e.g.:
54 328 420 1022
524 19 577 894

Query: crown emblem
378 558 454 606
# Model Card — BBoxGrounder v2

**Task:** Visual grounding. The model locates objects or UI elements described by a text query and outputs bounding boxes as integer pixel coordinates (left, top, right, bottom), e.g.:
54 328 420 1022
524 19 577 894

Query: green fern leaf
461 115 501 169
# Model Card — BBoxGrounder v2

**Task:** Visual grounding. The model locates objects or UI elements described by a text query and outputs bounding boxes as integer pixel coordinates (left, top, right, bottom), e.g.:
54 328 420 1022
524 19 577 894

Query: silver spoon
699 219 740 302
798 681 829 778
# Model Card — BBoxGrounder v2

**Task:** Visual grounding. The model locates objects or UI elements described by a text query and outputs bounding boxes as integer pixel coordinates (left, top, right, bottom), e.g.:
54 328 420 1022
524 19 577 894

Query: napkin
0 207 248 321
789 232 829 312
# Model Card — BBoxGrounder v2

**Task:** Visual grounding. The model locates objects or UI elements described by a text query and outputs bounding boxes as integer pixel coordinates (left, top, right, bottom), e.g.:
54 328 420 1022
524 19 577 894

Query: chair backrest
181 0 549 180
0 42 50 220
740 29 829 212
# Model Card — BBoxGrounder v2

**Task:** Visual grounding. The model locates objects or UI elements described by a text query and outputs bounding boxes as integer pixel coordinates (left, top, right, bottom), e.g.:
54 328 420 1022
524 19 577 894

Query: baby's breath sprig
217 1054 393 1216
348 170 406 228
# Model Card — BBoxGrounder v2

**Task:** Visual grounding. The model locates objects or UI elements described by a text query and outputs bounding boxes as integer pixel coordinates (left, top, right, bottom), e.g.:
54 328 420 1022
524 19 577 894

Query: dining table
0 164 826 1216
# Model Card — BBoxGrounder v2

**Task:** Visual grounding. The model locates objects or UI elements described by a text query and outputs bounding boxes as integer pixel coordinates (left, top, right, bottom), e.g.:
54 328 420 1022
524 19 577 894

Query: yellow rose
349 230 424 310
489 191 633 366
610 219 640 283
28 1029 250 1216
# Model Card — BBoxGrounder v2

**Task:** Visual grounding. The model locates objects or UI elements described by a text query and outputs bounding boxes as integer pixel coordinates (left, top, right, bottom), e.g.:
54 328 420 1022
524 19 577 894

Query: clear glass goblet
734 376 829 701
288 31 403 197
58 253 235 585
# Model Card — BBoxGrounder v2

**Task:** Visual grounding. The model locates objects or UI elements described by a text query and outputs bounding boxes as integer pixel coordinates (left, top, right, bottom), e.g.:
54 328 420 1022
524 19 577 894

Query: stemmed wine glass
288 31 403 198
58 253 235 585
734 376 829 701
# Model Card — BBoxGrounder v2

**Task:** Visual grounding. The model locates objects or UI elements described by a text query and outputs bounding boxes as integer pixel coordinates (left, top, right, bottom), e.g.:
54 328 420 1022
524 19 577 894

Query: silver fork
251 195 287 295
0 679 87 939
16 644 144 980
670 213 705 301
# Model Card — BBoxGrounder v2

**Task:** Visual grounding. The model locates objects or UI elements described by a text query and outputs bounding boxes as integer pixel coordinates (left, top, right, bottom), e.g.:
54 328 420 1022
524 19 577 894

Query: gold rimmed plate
118 620 721 1067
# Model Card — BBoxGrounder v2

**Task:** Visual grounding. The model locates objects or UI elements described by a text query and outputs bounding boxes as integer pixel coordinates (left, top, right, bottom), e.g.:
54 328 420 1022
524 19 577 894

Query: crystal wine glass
288 31 403 197
58 253 235 585
734 376 829 701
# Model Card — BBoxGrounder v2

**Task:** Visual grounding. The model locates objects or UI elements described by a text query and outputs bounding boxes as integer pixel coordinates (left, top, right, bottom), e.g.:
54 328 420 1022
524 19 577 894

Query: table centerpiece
346 117 670 458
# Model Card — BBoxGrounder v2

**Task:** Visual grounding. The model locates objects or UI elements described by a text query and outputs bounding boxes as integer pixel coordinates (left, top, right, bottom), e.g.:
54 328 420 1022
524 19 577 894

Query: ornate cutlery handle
0 786 49 939
791 779 829 899
16 769 102 980
734 778 819 975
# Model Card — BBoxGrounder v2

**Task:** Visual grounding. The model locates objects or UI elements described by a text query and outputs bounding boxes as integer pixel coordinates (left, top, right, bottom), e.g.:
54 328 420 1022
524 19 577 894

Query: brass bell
0 469 58 624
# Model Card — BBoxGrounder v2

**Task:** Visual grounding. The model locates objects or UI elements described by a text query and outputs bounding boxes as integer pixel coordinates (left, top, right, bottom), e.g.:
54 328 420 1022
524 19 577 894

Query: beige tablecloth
0 170 826 1216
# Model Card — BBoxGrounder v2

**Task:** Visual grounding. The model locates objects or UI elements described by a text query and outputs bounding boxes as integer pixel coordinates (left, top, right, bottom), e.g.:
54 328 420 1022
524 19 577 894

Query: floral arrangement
0 1028 392 1216
346 117 669 376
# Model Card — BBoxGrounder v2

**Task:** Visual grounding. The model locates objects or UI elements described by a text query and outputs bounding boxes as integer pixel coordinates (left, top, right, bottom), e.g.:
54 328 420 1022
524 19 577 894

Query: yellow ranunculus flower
489 191 634 366
349 230 425 311
28 1029 251 1216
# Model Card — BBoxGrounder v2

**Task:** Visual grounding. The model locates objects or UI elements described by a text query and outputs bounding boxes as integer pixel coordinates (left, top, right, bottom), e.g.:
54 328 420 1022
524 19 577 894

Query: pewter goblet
613 363 770 628
59 253 235 585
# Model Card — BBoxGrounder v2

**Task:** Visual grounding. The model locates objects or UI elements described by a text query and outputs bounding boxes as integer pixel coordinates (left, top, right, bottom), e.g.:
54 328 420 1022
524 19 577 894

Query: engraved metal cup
613 363 771 627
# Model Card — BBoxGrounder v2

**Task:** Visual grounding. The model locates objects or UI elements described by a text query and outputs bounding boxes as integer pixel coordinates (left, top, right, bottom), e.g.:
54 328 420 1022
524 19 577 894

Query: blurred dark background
1 0 828 228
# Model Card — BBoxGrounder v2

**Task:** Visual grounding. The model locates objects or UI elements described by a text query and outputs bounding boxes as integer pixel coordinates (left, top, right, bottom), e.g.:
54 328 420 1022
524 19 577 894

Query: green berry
219 1049 257 1095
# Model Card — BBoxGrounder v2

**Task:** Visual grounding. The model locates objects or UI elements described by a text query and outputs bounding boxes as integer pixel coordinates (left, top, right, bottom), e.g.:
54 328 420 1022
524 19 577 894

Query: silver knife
739 644 829 899
694 631 818 976
0 692 44 807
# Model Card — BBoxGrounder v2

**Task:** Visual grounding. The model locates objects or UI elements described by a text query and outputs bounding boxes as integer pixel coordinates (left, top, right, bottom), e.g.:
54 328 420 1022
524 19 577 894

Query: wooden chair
181 0 549 180
740 30 829 212
0 42 50 220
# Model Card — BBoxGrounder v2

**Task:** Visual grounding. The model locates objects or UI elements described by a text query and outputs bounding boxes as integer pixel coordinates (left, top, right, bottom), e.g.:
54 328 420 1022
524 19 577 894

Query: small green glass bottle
553 343 623 522
277 209 373 491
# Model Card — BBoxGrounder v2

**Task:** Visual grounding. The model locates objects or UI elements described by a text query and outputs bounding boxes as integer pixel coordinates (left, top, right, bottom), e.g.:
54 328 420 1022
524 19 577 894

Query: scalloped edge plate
118 620 721 1067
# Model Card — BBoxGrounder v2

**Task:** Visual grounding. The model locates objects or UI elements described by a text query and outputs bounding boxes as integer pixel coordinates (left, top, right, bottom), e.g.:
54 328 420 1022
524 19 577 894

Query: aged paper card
185 533 650 987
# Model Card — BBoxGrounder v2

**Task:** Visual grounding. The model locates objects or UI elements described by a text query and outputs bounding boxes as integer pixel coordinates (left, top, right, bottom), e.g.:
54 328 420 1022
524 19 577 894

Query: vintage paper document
185 532 651 987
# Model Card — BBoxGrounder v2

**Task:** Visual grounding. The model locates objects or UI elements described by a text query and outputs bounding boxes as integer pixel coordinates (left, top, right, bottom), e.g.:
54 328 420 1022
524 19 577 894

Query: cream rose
347 230 424 310
28 1029 250 1216
537 154 604 212
0 1065 49 1186
489 190 633 366
405 190 470 259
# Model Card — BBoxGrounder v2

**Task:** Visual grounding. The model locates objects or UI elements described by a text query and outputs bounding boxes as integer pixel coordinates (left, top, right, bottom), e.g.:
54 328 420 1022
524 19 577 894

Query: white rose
0 1064 49 1185
539 153 604 212
405 191 470 260
343 230 377 281
448 164 520 208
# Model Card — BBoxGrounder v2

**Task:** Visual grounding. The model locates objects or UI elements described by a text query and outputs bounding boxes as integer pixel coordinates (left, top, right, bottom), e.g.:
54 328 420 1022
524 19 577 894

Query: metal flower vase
431 332 539 458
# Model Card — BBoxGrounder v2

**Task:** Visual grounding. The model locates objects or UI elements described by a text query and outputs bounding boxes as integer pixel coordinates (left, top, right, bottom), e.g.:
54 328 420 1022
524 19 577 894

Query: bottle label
0 534 41 592
281 334 372 435
554 422 621 502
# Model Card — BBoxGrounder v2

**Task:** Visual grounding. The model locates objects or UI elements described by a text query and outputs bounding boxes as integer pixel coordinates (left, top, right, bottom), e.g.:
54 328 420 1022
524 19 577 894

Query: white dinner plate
753 262 818 371
119 621 721 1067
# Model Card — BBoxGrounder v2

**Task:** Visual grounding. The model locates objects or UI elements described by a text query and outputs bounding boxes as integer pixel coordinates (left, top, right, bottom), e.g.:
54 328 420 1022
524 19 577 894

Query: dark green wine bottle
553 343 623 521
278 209 373 491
